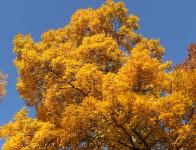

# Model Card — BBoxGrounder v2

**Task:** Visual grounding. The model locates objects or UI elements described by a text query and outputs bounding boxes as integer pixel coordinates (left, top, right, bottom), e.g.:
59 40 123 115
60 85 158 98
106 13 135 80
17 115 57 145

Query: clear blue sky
0 0 196 147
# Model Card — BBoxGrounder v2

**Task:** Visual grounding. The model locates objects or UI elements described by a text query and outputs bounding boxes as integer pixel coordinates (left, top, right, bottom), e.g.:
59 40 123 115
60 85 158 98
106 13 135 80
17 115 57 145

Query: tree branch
45 66 88 97
111 113 136 149
132 129 150 150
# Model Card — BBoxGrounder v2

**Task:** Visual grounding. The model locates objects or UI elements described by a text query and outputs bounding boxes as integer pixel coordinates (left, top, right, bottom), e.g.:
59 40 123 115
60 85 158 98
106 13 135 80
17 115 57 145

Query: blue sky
0 0 196 147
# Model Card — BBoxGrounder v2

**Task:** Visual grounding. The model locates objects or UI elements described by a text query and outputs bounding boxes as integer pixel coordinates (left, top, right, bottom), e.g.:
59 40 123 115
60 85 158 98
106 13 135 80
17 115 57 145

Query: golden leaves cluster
0 0 195 149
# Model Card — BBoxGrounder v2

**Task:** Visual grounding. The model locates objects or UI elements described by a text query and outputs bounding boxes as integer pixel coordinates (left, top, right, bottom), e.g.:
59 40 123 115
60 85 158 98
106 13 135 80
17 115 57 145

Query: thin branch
132 129 150 150
45 66 88 97
66 80 88 96
117 140 132 149
111 113 136 149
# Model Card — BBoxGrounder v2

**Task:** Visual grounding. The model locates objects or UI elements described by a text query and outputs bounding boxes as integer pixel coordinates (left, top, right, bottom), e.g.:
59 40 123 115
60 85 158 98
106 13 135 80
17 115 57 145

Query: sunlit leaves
0 0 195 149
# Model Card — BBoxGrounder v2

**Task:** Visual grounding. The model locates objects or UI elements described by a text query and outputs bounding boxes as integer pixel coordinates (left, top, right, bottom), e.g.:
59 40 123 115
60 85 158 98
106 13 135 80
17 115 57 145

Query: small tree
176 43 196 71
0 0 195 149
0 72 6 99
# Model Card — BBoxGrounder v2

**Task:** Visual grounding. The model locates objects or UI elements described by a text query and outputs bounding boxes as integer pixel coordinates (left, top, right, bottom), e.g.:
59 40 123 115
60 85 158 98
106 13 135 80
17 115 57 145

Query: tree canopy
0 0 195 149
0 72 6 100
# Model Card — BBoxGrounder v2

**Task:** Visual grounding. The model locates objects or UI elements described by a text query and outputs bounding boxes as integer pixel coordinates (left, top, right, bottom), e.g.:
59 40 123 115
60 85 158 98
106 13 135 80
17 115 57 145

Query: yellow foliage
0 72 6 99
0 0 195 149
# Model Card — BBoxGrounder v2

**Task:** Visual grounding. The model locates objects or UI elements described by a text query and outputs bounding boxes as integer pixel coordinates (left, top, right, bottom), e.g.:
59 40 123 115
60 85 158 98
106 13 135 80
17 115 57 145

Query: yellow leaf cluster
0 0 195 149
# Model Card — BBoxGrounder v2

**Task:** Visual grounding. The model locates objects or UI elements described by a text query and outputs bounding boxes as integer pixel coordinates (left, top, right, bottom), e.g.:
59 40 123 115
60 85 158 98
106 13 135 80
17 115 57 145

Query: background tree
176 43 196 71
0 0 195 149
0 72 6 99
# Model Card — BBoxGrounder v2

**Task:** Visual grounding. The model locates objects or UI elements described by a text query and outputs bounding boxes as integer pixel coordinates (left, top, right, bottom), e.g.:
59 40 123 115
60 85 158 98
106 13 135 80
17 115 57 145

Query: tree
0 72 6 99
176 43 196 71
0 0 195 149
